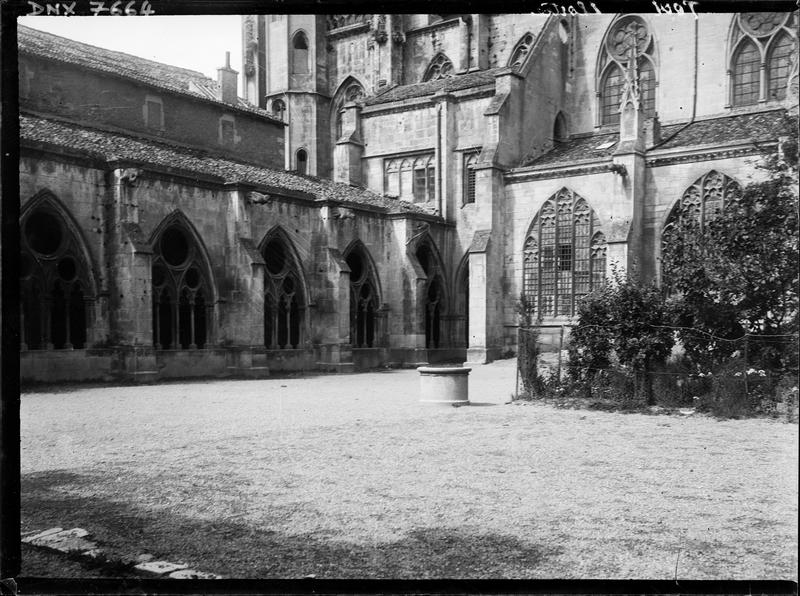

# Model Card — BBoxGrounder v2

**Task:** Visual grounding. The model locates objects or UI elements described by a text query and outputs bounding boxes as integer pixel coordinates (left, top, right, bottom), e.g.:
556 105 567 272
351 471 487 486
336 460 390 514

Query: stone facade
18 13 798 383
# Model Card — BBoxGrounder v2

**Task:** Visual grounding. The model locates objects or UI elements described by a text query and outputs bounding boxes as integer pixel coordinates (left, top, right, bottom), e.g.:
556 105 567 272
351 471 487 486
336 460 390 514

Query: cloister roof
17 25 276 121
20 114 437 216
363 68 502 106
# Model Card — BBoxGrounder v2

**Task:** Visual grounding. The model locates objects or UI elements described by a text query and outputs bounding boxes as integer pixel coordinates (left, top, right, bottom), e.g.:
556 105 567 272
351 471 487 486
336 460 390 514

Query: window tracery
20 200 94 351
597 16 657 126
345 245 380 348
151 221 212 350
523 189 606 318
262 234 305 349
423 53 454 81
729 12 797 106
661 171 741 287
508 32 535 68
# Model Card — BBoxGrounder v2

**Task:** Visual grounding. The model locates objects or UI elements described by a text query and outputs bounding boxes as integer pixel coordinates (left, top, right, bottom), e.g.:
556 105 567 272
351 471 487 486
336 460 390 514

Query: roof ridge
18 24 212 81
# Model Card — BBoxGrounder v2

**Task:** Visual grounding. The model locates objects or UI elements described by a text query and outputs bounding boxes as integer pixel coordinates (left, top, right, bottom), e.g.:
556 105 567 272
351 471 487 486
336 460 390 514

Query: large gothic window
423 53 454 82
597 16 657 126
523 189 606 318
662 170 741 249
345 244 380 348
508 32 535 68
151 220 212 350
20 198 94 350
729 12 798 106
415 240 447 349
262 232 305 349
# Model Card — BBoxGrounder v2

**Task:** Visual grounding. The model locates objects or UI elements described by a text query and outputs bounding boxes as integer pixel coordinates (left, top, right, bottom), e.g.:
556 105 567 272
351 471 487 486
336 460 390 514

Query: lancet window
729 12 798 106
597 15 657 126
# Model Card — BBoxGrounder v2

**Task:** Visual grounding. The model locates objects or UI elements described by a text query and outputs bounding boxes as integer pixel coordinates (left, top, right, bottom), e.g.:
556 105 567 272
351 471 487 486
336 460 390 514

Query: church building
18 13 798 383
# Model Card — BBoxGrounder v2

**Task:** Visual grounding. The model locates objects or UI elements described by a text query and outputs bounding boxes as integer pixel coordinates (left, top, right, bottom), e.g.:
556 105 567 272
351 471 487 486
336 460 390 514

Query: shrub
568 272 674 404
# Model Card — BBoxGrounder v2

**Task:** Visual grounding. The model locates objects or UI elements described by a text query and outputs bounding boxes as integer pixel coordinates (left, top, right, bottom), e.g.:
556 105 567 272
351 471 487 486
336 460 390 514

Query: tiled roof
655 109 796 150
17 25 274 120
519 133 618 168
20 115 436 216
521 109 796 168
364 68 503 106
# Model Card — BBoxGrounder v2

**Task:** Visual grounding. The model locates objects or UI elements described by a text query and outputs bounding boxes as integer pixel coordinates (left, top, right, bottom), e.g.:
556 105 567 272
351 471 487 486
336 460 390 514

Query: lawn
20 360 798 579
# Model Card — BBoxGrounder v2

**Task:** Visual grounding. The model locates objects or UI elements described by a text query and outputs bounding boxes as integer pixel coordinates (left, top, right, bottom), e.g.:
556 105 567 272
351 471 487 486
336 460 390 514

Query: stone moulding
645 142 776 167
326 21 372 41
505 161 616 183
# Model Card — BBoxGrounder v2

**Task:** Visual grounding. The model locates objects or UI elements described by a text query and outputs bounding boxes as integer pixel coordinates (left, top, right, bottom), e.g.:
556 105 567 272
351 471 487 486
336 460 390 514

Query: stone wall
20 55 284 169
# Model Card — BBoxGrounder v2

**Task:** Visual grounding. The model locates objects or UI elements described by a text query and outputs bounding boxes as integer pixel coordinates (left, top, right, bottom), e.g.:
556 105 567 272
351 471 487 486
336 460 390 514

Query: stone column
465 230 490 365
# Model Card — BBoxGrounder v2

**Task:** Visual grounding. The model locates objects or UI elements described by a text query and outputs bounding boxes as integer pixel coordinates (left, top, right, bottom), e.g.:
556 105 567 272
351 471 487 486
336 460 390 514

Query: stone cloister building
18 13 798 383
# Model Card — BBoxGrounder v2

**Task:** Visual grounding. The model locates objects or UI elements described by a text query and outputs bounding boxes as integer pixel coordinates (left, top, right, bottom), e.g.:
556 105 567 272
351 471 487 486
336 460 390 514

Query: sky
19 16 243 88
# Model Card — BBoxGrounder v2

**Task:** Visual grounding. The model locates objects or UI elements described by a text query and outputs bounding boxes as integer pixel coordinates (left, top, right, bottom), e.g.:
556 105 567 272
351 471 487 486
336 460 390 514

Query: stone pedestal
418 366 471 406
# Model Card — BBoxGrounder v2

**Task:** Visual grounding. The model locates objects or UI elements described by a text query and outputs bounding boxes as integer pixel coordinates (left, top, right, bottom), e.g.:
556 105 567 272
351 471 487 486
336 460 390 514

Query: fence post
515 327 520 400
557 325 564 382
743 334 749 397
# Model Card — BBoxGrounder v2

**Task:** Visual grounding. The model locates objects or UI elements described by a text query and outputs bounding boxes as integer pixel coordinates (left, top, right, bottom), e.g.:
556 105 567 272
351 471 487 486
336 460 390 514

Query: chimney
217 52 239 105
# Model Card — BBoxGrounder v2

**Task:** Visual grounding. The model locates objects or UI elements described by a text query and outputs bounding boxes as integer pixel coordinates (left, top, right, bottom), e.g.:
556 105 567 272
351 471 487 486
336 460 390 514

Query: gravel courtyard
21 359 798 579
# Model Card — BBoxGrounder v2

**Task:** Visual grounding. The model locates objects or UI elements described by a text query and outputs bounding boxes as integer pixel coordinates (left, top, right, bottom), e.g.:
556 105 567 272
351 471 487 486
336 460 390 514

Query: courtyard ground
20 359 798 579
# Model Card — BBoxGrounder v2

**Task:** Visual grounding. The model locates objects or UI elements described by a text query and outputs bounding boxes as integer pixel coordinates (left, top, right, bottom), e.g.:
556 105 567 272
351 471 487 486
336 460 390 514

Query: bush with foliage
568 272 674 404
662 142 799 371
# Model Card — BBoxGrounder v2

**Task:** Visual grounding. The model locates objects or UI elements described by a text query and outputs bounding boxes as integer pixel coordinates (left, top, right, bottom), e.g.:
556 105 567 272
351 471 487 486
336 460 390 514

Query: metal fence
515 324 799 414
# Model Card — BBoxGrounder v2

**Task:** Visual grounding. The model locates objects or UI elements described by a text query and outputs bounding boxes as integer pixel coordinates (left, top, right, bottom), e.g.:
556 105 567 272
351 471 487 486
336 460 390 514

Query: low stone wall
21 349 115 384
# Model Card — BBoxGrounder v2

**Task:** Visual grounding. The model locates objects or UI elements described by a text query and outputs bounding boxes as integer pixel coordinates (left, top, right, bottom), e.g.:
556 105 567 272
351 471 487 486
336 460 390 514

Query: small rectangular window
426 167 436 202
221 120 235 145
146 100 162 130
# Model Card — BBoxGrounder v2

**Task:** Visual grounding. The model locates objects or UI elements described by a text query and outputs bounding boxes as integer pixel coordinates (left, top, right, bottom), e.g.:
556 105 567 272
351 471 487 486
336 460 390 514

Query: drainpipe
436 101 443 217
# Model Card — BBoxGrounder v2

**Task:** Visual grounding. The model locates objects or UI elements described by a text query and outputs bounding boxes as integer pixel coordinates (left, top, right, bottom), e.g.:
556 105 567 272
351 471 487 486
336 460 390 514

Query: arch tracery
260 228 306 349
20 191 96 350
523 188 606 318
150 212 215 350
597 15 657 126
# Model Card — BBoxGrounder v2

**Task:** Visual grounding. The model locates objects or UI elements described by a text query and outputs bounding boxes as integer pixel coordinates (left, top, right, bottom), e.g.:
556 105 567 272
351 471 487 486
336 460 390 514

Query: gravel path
21 359 798 579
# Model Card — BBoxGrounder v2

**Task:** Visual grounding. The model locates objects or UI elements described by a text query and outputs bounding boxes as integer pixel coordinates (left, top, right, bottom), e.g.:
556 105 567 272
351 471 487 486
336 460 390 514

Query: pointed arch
331 75 366 143
596 15 658 127
149 210 217 349
508 31 536 68
726 12 797 106
343 239 382 348
423 52 454 82
522 188 605 318
454 251 470 348
660 170 742 288
21 189 98 298
259 226 308 349
411 233 449 349
553 111 568 142
291 29 310 75
20 189 99 350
